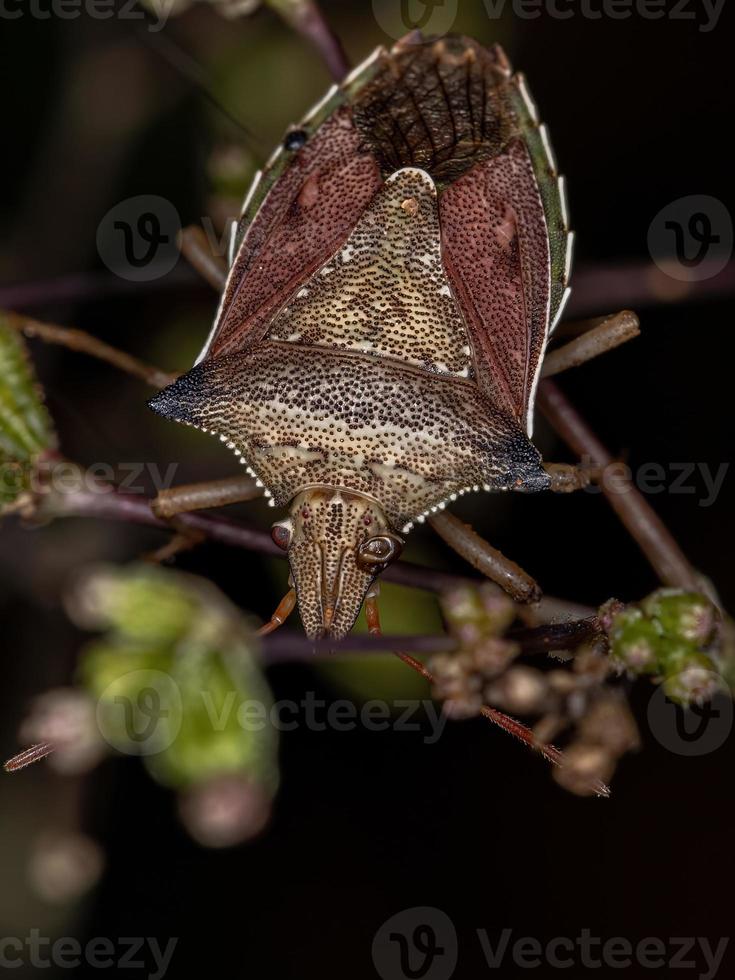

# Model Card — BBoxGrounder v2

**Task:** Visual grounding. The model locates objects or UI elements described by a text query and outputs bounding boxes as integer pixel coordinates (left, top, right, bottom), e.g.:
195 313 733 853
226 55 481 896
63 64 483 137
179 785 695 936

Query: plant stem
259 617 600 660
32 483 592 617
537 379 701 591
269 0 350 80
3 311 177 389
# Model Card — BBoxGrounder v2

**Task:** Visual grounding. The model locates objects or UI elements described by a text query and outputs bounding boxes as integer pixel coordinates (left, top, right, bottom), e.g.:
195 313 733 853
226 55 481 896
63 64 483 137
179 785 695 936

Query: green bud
610 608 662 674
642 589 717 646
441 583 515 639
662 651 721 705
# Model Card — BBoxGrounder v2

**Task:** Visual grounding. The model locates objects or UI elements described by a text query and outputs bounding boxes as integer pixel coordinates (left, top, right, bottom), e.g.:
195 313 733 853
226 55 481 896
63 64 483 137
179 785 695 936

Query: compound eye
271 519 294 551
357 533 403 568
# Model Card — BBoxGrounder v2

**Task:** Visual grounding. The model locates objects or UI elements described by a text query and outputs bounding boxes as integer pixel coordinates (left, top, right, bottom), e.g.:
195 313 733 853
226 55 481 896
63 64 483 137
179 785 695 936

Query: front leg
543 461 600 493
429 511 542 604
151 475 261 520
147 475 262 563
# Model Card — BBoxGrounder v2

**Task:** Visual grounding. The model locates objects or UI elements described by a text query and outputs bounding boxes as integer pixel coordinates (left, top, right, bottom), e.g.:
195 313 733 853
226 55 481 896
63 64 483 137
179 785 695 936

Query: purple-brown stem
537 379 701 592
258 617 601 660
271 0 350 81
31 482 594 615
3 311 177 389
4 259 734 318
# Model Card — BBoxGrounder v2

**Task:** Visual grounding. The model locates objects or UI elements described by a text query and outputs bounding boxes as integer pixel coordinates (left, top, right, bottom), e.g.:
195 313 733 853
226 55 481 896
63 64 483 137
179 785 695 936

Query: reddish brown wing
204 106 382 360
200 33 568 438
440 139 551 427
348 35 569 432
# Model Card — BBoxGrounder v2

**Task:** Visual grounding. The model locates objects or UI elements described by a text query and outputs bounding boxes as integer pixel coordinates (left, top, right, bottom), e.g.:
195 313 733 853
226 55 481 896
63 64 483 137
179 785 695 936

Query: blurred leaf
74 565 278 794
0 316 56 509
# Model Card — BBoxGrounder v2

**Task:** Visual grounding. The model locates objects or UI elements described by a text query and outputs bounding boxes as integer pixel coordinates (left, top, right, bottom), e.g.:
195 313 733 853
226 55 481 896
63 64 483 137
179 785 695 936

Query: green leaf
75 565 279 794
0 316 56 508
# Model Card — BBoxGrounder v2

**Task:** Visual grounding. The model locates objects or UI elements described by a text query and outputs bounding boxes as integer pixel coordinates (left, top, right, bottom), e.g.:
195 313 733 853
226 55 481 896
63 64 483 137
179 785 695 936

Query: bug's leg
365 590 607 793
542 310 640 378
151 475 261 520
148 476 261 563
178 225 227 290
543 461 601 493
144 527 207 564
428 512 542 603
364 583 382 635
257 588 298 636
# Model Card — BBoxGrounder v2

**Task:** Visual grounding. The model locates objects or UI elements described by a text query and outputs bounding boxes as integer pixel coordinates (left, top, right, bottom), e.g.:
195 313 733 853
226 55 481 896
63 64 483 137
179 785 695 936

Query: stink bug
149 33 587 640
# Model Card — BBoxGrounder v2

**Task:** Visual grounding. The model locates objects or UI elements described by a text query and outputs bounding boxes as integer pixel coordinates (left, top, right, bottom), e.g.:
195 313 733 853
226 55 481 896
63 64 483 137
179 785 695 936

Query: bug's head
270 489 403 641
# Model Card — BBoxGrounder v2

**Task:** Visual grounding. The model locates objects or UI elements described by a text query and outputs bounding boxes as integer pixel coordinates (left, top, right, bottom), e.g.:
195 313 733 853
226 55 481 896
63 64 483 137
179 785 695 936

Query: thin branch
259 617 600 661
177 227 228 291
2 310 177 389
566 258 735 318
5 259 734 317
0 268 200 312
269 0 350 81
537 379 701 591
30 483 592 617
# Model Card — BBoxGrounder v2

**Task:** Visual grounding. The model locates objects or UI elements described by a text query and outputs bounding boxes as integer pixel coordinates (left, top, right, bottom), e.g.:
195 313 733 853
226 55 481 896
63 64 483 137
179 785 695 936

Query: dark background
1 0 733 977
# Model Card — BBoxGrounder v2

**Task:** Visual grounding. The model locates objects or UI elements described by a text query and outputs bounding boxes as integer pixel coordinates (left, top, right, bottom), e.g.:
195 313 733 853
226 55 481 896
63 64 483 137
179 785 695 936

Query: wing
347 35 572 432
197 33 571 434
440 138 551 429
266 166 473 378
198 103 383 362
